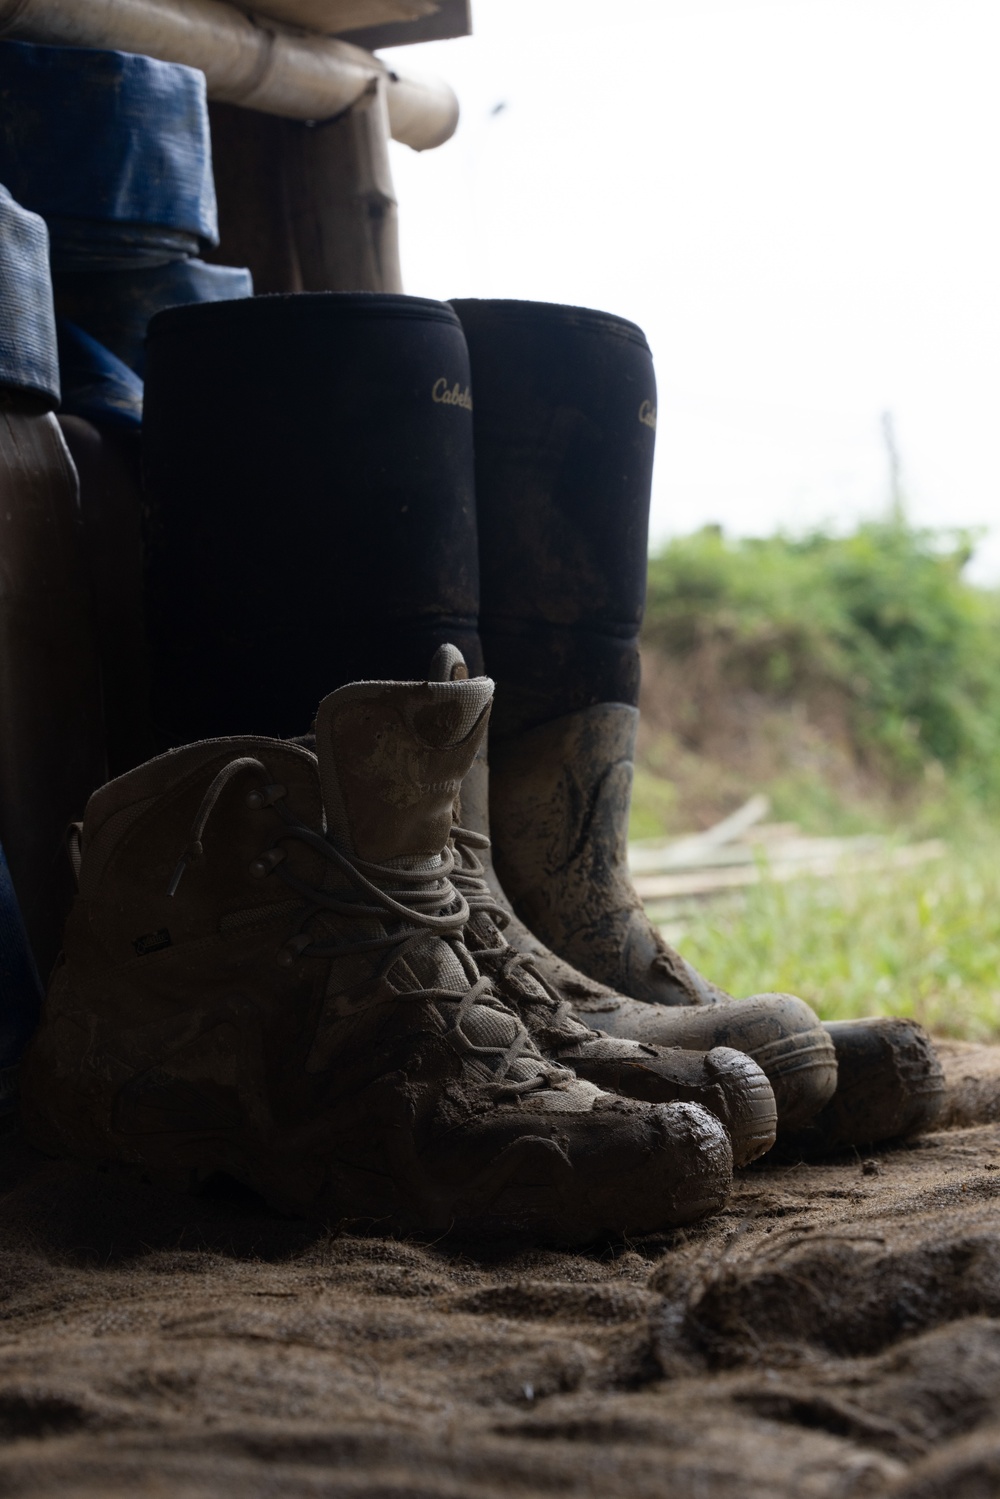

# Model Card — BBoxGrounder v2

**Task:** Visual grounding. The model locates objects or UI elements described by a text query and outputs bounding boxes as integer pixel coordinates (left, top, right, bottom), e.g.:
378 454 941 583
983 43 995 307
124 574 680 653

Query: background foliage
635 520 1000 1035
643 520 1000 801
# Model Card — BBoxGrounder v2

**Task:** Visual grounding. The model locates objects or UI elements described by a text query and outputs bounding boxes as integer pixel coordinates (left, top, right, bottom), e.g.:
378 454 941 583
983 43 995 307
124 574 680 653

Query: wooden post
207 78 402 294
206 103 304 295
290 78 402 293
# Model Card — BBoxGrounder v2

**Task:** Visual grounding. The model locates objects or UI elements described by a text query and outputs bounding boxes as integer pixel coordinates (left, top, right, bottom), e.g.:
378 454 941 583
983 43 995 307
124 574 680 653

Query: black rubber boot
448 299 831 1081
142 293 482 746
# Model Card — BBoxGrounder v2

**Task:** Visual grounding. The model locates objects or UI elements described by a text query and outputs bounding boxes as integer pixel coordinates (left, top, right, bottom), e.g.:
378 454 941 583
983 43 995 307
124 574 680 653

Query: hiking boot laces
450 824 584 1034
167 756 567 1100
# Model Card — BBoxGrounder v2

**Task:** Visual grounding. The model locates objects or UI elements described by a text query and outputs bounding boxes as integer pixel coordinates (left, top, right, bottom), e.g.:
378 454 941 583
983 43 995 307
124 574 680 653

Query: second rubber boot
22 671 734 1243
450 299 838 1130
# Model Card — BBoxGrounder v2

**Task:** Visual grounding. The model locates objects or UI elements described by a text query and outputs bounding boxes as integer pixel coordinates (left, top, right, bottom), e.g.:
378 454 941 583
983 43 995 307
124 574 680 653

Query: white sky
385 0 1000 580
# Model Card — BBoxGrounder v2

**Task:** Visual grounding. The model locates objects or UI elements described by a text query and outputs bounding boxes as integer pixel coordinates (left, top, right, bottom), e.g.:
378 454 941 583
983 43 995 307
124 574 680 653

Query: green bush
643 520 1000 803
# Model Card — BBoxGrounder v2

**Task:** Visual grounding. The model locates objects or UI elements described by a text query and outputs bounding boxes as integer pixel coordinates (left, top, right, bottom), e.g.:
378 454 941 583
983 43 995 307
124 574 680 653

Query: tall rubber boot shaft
450 298 656 738
143 293 481 744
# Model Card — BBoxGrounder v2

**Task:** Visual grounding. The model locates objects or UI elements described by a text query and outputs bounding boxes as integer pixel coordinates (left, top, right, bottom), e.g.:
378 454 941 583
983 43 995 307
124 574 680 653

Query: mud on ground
0 1041 998 1498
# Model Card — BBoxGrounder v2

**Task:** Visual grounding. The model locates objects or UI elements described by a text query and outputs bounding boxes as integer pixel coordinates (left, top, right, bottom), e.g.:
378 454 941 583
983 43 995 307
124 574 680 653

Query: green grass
663 841 1000 1040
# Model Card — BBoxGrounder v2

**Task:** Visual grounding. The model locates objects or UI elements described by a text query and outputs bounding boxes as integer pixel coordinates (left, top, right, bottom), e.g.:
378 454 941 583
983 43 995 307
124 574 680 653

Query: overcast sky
385 0 1000 578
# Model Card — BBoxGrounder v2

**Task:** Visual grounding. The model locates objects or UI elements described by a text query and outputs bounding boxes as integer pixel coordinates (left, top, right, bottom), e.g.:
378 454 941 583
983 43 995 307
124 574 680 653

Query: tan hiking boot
21 676 733 1244
422 647 776 1166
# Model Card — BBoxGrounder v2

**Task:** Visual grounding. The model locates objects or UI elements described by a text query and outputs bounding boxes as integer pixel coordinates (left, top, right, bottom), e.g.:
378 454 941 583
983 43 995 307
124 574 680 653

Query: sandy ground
0 1040 998 1497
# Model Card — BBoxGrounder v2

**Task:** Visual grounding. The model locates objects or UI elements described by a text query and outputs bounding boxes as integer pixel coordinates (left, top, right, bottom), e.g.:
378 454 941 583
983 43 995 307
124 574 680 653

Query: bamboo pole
289 76 402 291
240 0 437 34
0 0 459 148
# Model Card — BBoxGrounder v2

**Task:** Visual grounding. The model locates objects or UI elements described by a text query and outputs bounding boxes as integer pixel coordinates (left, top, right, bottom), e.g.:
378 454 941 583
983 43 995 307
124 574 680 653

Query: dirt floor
0 1041 998 1497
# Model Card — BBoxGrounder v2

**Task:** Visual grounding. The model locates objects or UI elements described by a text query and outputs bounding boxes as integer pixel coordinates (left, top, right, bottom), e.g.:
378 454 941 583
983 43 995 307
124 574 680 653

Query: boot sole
21 1044 735 1246
572 993 839 1133
777 1017 945 1154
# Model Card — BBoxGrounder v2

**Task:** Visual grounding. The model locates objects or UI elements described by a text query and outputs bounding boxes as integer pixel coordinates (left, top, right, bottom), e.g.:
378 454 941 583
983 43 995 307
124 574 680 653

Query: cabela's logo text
433 377 473 410
639 400 657 430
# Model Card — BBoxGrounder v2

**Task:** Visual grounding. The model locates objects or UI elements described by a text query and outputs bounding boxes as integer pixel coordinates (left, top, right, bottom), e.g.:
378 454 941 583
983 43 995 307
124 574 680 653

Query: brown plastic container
0 392 106 980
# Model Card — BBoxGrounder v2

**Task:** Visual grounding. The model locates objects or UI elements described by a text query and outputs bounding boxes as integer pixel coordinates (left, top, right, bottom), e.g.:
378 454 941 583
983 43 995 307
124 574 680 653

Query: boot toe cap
779 1016 945 1153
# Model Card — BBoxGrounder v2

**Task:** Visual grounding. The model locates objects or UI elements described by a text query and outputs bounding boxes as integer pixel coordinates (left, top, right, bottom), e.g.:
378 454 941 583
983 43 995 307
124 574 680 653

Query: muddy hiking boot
450 297 944 1148
426 647 777 1168
21 674 734 1244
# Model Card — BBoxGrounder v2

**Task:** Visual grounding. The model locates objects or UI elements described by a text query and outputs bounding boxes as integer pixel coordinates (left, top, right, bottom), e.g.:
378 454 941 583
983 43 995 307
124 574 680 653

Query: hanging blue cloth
55 259 253 376
56 319 143 430
0 185 60 408
0 39 219 261
0 842 43 1110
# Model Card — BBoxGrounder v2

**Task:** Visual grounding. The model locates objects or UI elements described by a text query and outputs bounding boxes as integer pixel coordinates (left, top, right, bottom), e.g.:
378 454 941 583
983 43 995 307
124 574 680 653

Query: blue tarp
57 319 143 430
0 185 60 408
0 40 218 250
55 259 253 376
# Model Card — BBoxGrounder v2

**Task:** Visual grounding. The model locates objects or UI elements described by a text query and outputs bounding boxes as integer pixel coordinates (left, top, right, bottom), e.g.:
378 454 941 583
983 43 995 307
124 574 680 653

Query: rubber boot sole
777 1017 945 1155
571 991 839 1132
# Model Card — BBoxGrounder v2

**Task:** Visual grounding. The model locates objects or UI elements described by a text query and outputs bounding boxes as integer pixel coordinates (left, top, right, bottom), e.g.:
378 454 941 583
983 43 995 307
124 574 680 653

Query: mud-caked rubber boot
426 648 776 1167
777 1017 945 1154
21 674 732 1244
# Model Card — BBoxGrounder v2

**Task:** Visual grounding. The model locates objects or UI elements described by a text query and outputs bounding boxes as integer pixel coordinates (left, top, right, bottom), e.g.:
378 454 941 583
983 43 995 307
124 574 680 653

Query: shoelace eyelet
249 847 287 878
246 783 286 811
276 933 312 967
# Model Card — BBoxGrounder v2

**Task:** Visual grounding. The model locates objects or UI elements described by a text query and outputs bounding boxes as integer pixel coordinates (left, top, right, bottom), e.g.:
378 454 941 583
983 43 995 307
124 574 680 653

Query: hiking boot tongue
314 677 494 862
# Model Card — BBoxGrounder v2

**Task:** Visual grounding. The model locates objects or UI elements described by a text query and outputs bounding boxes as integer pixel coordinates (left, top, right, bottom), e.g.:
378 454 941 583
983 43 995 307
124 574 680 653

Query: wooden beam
0 0 459 146
241 0 472 46
206 103 303 295
207 80 401 294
